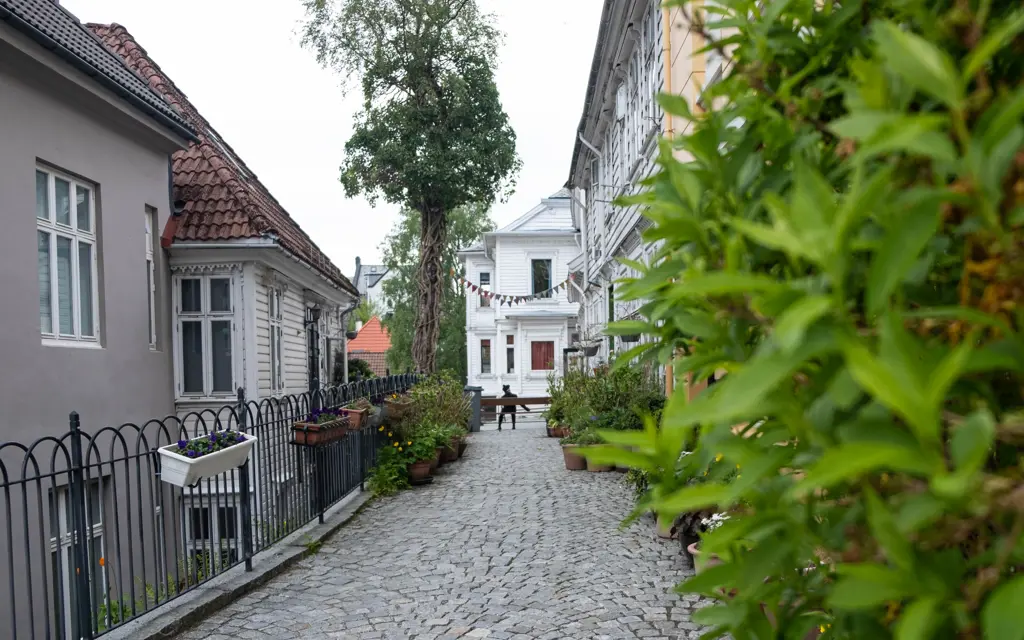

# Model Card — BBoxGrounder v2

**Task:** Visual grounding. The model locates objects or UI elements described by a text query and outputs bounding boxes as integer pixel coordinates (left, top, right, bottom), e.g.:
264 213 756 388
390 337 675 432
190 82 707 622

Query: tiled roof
87 23 356 295
350 351 388 377
348 316 391 353
0 1 192 138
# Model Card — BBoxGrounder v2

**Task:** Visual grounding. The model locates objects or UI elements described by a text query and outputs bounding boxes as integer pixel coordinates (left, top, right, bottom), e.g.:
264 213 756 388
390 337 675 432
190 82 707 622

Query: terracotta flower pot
435 446 446 468
458 441 468 458
292 418 346 446
555 426 570 438
562 445 586 470
546 426 555 437
586 459 613 472
408 460 432 482
443 437 459 463
343 408 367 431
429 449 441 473
687 542 722 574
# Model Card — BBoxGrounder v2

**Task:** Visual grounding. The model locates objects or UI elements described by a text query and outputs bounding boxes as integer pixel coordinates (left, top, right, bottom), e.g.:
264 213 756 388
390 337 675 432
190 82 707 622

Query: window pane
56 236 73 334
479 273 490 285
211 320 232 393
209 278 231 313
189 508 211 540
506 335 514 345
218 507 237 540
480 339 491 374
36 170 49 220
55 178 71 226
147 259 155 345
531 341 555 370
182 321 203 393
181 279 202 314
78 243 94 337
38 231 52 333
532 260 551 296
76 186 90 232
507 347 514 374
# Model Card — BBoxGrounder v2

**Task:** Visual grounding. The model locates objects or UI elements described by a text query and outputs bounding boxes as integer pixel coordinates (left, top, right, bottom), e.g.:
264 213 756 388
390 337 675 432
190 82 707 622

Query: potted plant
292 407 348 445
158 430 256 488
384 392 414 424
687 513 729 574
570 429 611 472
405 438 436 483
559 430 587 471
343 397 373 431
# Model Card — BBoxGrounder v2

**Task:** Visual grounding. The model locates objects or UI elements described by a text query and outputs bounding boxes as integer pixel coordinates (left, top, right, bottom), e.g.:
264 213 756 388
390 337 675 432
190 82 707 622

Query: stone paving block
173 429 710 639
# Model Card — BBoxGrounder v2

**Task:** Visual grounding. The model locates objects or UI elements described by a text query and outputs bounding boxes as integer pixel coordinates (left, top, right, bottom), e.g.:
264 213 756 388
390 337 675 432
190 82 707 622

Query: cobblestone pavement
179 427 703 640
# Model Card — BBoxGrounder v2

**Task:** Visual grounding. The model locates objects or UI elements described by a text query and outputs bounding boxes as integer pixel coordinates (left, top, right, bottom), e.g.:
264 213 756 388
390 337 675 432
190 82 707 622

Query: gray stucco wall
0 43 181 442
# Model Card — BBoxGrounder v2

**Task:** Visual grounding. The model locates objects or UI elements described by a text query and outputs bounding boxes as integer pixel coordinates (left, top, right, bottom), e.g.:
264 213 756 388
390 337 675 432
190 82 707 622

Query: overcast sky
61 0 600 276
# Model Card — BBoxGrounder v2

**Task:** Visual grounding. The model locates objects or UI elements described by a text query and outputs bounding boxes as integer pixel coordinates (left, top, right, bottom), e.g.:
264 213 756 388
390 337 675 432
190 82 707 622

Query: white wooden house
565 0 711 371
459 191 580 398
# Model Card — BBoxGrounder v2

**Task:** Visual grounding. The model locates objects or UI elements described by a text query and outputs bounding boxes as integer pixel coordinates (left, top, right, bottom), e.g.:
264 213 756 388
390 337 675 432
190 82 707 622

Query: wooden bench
480 396 550 407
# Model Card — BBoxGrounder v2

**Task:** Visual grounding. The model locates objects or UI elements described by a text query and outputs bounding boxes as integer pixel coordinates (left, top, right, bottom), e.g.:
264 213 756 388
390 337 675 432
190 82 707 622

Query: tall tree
301 0 520 372
379 203 494 380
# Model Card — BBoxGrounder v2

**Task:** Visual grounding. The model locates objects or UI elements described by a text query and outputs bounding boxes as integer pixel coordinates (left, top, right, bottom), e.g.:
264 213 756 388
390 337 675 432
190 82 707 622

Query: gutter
0 6 198 143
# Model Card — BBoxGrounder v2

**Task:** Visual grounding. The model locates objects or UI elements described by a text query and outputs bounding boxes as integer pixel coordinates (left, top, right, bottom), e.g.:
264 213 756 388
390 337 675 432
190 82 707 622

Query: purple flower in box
186 450 197 458
236 434 246 443
177 440 188 450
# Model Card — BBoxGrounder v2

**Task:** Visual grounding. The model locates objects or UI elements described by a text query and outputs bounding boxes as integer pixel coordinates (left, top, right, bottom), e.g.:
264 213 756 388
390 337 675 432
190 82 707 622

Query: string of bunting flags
450 268 575 306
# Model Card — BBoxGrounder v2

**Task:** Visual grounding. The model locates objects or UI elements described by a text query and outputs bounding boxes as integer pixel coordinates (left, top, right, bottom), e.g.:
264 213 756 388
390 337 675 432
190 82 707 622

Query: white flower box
157 434 257 488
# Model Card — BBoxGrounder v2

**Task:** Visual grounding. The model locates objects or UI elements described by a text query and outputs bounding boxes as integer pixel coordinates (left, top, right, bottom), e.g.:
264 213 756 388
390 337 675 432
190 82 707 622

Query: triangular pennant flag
471 284 478 292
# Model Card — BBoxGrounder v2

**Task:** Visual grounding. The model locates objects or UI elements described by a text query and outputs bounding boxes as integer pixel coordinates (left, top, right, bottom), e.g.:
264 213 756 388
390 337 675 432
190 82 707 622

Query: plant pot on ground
561 445 586 470
585 455 613 472
457 440 468 458
434 447 445 469
158 431 256 487
443 437 459 463
408 460 432 482
405 439 437 482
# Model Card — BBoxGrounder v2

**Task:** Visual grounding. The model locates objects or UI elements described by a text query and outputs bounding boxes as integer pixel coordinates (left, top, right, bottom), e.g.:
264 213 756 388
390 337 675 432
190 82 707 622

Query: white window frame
174 273 237 399
505 334 515 374
269 287 284 394
478 272 491 308
145 207 157 350
37 166 100 346
480 338 492 375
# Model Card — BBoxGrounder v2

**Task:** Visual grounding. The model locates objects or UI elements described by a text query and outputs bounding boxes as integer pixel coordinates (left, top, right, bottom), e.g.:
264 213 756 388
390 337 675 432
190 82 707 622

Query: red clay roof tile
348 317 391 353
86 23 356 295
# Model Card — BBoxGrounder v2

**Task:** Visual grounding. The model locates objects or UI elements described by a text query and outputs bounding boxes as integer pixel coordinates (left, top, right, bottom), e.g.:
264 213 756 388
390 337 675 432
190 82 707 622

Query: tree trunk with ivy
412 205 448 372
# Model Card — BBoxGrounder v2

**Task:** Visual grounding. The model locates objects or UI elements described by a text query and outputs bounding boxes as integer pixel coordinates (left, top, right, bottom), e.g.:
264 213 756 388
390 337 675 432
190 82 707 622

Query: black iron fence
0 374 419 640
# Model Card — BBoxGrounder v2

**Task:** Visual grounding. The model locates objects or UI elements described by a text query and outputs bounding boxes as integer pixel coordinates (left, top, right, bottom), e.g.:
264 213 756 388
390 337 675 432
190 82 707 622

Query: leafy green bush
594 0 1024 638
407 371 470 431
367 445 410 497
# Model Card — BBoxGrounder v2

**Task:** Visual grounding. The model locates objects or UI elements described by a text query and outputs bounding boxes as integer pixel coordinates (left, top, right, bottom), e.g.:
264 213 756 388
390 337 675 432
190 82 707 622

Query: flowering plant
700 513 730 533
305 407 348 425
174 430 248 459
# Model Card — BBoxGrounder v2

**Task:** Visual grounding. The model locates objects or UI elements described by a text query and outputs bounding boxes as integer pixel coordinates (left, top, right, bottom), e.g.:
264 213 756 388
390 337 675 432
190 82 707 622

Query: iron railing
0 374 419 639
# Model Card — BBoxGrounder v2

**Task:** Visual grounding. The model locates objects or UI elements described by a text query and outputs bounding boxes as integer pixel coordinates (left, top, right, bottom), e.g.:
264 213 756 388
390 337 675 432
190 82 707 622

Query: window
269 287 284 393
50 482 105 639
479 272 491 308
177 276 234 397
145 207 157 349
480 339 491 375
531 341 555 371
506 335 515 374
608 284 616 353
184 503 241 575
37 167 98 344
531 259 552 299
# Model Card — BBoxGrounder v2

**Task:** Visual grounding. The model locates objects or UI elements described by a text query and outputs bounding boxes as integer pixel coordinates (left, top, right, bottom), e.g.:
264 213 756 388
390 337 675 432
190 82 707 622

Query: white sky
61 0 600 276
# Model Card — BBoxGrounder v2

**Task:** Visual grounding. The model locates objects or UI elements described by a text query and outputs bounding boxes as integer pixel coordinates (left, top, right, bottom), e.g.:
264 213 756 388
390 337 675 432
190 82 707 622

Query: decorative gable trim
170 262 242 275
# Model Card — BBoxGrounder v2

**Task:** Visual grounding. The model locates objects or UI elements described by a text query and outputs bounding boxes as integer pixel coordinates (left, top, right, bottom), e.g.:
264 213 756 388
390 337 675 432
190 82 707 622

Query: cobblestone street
179 427 702 639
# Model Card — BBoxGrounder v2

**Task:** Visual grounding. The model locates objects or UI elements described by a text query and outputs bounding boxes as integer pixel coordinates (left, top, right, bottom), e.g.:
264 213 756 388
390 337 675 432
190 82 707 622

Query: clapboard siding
511 202 574 232
254 267 272 398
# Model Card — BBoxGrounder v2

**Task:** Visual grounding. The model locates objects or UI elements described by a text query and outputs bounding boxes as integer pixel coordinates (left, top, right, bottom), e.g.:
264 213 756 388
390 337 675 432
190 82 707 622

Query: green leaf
793 442 935 495
928 337 974 409
605 320 650 336
596 428 656 452
830 111 903 139
730 218 810 260
773 295 833 354
963 10 1024 79
895 597 942 640
580 446 655 471
949 409 995 474
843 340 936 447
652 482 729 515
982 575 1024 640
866 198 943 315
872 21 962 108
671 272 785 298
830 564 916 610
658 92 694 119
864 487 914 571
693 604 746 627
896 493 945 535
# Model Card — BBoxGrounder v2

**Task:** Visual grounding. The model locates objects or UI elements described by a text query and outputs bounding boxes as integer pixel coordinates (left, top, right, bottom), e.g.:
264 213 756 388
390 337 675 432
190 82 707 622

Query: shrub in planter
595 0 1024 637
560 428 602 471
367 445 410 497
405 438 437 482
343 397 374 430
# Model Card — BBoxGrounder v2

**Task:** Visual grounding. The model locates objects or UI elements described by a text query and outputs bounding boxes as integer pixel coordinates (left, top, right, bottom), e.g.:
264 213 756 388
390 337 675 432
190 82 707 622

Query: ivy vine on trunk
301 0 520 372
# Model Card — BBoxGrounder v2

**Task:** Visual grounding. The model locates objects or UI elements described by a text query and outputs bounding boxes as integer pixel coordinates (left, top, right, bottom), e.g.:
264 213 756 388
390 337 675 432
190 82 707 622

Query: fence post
236 388 254 572
68 412 95 639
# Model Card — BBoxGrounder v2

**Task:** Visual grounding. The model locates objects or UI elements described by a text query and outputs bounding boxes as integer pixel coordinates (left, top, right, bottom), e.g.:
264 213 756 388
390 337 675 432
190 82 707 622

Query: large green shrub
593 1 1024 638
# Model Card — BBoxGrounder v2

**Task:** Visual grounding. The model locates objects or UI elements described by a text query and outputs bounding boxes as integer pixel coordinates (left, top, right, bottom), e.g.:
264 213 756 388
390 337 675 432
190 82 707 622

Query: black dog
497 384 530 430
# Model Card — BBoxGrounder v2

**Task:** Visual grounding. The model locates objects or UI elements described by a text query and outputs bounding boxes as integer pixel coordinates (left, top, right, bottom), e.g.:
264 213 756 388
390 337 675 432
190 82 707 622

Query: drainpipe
578 132 602 159
339 297 361 384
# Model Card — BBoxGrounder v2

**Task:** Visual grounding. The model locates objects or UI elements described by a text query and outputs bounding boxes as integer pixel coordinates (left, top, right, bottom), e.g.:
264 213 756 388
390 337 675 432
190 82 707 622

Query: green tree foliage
380 203 495 380
301 0 520 373
347 297 381 332
591 1 1024 638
